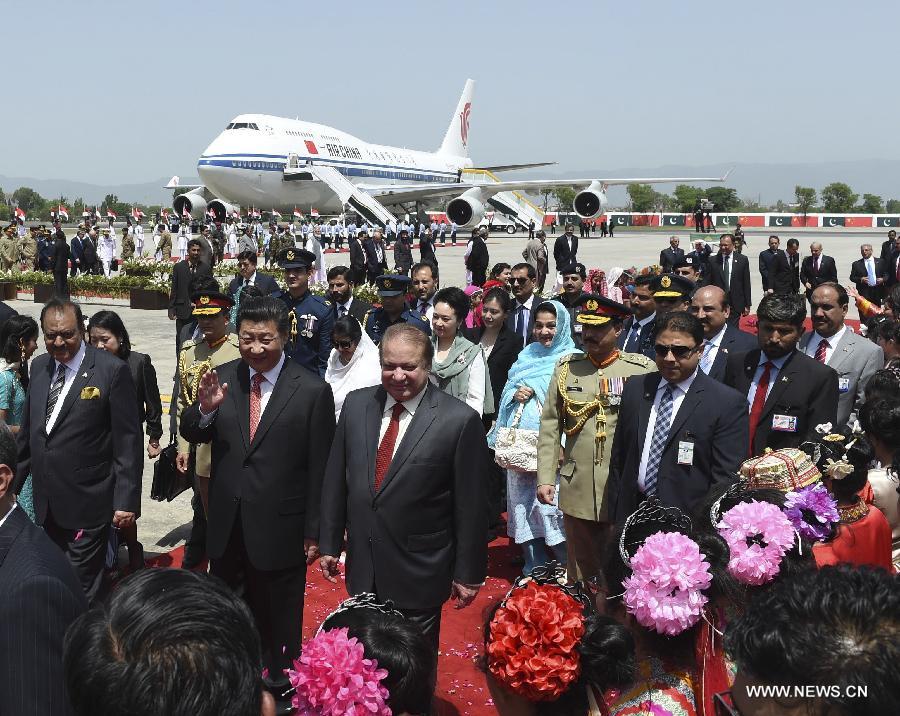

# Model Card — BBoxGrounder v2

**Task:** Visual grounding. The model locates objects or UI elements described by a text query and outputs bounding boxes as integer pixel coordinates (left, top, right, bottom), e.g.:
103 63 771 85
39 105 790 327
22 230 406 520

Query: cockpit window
226 122 259 130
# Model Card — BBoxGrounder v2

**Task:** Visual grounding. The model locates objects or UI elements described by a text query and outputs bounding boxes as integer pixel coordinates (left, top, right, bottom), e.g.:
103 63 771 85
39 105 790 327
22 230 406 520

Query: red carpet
149 535 519 715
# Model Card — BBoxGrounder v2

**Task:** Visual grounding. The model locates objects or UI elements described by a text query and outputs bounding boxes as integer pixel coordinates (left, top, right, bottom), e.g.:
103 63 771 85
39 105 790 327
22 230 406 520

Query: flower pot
33 283 55 303
0 282 16 300
129 287 170 310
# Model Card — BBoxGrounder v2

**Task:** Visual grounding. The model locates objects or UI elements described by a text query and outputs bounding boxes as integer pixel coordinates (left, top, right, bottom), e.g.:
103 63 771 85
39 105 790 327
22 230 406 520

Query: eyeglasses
654 343 698 359
333 339 356 350
712 691 741 716
511 277 531 285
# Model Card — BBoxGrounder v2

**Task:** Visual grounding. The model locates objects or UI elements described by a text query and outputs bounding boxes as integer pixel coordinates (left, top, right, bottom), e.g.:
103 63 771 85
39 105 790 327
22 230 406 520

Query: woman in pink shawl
588 267 624 303
464 284 484 329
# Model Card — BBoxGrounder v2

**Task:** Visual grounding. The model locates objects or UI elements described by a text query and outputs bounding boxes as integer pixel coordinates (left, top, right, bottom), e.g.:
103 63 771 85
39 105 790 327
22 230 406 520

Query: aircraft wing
366 173 728 206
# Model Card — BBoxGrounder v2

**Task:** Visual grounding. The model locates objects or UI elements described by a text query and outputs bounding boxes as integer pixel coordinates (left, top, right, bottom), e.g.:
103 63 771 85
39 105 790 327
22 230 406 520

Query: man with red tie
319 323 489 665
180 296 335 713
800 241 838 301
723 293 838 456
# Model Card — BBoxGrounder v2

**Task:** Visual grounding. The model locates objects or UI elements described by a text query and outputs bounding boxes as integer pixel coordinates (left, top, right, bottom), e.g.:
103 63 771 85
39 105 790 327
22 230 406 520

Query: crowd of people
0 218 898 716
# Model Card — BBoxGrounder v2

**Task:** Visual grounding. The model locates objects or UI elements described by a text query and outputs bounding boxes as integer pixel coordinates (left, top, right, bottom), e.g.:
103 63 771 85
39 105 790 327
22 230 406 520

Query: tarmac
9 224 886 559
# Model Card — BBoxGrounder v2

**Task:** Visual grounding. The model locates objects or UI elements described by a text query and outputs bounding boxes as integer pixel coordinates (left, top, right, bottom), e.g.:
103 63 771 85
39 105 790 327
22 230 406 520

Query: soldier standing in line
537 294 655 585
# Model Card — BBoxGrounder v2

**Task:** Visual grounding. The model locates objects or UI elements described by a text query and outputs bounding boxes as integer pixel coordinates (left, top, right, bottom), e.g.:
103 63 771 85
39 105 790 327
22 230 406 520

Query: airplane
168 79 727 228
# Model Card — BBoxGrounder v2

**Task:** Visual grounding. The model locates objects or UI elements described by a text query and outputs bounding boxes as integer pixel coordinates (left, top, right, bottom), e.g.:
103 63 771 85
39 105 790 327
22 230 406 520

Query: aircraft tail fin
438 79 475 158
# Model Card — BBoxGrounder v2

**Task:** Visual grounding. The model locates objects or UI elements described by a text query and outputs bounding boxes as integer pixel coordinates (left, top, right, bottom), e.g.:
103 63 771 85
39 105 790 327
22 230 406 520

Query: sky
4 0 899 185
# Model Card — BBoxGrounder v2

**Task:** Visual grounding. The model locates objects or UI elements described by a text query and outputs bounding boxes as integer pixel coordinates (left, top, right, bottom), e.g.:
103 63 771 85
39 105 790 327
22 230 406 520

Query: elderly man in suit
709 234 752 325
0 423 87 716
16 298 143 604
180 296 335 712
758 235 784 293
800 242 838 300
849 244 888 305
659 236 685 273
690 285 757 382
798 283 883 429
608 311 748 524
724 293 838 457
617 275 657 359
363 229 390 285
319 323 489 666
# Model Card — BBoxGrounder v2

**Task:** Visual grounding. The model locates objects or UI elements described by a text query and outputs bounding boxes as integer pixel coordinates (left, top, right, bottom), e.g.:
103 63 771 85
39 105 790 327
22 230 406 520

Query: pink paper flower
286 627 391 716
622 531 712 636
717 500 795 586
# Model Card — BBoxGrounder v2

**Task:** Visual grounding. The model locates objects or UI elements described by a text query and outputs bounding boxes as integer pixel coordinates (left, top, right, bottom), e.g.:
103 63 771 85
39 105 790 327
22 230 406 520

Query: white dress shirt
747 351 792 408
241 270 258 288
804 325 847 365
637 369 699 493
46 341 87 433
336 296 355 318
199 352 286 426
380 386 428 460
625 311 656 350
702 323 728 370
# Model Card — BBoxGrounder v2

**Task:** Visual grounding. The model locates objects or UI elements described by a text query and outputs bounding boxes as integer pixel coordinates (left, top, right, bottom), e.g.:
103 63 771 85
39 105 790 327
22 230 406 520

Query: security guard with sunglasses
536 294 654 585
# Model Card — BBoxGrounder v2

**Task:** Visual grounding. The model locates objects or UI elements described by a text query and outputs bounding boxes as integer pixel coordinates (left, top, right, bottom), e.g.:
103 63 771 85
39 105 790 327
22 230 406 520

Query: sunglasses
333 339 356 350
511 277 531 285
654 343 698 359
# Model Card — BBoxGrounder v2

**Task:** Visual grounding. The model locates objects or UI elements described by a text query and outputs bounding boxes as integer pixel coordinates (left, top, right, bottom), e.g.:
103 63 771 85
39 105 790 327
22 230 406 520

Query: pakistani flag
876 216 899 228
718 215 740 226
610 214 632 227
662 214 685 226
768 215 792 227
822 216 846 227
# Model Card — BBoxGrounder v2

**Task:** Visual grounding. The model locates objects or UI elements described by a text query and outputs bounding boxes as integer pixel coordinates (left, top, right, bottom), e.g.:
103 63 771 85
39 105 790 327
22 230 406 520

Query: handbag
150 443 193 502
493 401 539 473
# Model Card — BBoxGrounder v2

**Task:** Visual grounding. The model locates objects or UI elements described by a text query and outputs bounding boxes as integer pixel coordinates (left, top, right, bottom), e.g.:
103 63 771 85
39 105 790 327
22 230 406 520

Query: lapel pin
781 376 789 382
82 372 88 378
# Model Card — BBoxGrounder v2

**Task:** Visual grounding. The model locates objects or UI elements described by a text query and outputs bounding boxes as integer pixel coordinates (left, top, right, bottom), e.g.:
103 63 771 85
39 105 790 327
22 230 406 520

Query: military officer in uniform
363 274 432 345
537 294 655 584
0 226 19 272
274 246 333 377
650 272 695 317
175 287 242 568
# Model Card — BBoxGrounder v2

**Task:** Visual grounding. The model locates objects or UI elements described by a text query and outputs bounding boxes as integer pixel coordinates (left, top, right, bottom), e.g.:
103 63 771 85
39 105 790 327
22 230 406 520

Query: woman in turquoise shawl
489 300 576 574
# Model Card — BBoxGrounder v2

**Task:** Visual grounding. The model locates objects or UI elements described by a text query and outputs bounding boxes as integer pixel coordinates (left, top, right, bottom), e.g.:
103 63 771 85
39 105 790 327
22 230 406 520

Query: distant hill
2 158 898 209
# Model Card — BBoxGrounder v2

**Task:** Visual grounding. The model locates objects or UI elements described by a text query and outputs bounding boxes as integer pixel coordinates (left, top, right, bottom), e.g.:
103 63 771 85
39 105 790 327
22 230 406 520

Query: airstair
462 168 546 229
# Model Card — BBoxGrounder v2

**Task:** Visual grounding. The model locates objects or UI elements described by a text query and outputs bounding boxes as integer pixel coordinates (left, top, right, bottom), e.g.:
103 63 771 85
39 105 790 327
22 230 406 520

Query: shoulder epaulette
179 338 199 352
557 352 585 366
619 351 654 367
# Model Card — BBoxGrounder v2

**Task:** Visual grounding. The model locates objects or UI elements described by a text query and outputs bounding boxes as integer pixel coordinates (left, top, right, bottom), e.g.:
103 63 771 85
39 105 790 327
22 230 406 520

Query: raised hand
197 369 228 414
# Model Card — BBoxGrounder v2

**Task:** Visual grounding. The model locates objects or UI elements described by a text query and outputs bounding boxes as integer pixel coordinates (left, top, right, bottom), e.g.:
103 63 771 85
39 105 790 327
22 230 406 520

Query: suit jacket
709 251 752 313
334 297 373 325
0 506 88 715
553 233 578 271
706 325 758 382
349 237 367 272
16 344 143 528
659 246 685 272
723 349 838 456
466 236 489 280
227 272 279 300
883 252 900 288
362 238 389 279
169 260 213 320
879 239 895 271
687 245 712 278
800 255 838 296
70 235 84 262
505 297 539 345
419 235 437 265
393 236 413 271
616 315 657 360
319 384 489 609
758 248 784 291
770 250 801 294
51 240 70 273
608 370 748 524
468 326 524 412
180 358 335 571
849 257 888 303
798 329 883 428
126 350 163 441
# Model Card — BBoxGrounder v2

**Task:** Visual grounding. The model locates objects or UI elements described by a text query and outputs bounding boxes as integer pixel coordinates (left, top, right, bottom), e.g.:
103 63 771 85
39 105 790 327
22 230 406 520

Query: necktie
644 385 674 496
244 278 250 288
748 361 774 454
723 255 731 288
625 322 641 352
895 256 900 282
249 373 263 442
815 257 820 274
515 304 527 339
339 304 347 318
375 403 405 492
46 363 67 425
418 301 428 316
699 342 715 374
814 338 829 364
866 258 876 286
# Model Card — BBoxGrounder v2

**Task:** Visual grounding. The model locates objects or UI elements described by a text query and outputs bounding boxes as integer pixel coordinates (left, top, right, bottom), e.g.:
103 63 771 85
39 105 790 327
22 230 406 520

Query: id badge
772 414 798 432
677 441 694 465
838 377 850 393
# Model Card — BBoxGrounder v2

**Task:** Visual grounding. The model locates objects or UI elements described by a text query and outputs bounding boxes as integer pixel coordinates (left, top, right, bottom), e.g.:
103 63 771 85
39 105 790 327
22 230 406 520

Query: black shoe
128 542 145 571
181 547 207 570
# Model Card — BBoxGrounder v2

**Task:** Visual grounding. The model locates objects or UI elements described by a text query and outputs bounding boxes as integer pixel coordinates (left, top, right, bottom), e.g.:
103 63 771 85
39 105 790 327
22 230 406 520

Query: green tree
673 185 703 213
553 187 577 211
11 186 45 213
627 184 657 212
820 182 858 213
860 194 884 214
102 193 119 209
539 188 554 212
0 205 9 222
704 187 740 212
794 186 817 219
887 199 900 214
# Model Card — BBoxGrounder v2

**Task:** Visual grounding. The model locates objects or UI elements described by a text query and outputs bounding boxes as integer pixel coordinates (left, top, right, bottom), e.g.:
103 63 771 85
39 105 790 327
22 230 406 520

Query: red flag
107 209 117 219
270 208 282 219
293 207 303 219
14 207 25 221
310 208 319 217
57 205 69 221
131 207 145 220
304 140 318 155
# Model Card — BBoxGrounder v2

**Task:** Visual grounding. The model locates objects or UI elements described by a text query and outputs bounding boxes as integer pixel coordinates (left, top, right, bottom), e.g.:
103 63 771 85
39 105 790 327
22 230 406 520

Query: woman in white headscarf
324 315 381 420
305 231 328 286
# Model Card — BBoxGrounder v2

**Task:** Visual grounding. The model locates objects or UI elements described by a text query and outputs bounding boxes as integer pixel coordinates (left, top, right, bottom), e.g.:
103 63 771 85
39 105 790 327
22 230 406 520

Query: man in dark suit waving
180 296 335 711
319 323 489 665
708 234 752 325
724 293 838 457
16 298 142 603
0 423 87 715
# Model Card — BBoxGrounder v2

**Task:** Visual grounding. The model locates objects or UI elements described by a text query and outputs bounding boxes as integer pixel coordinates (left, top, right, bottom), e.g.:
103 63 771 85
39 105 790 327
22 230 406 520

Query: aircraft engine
208 199 237 222
172 189 208 220
572 181 608 220
446 189 486 227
